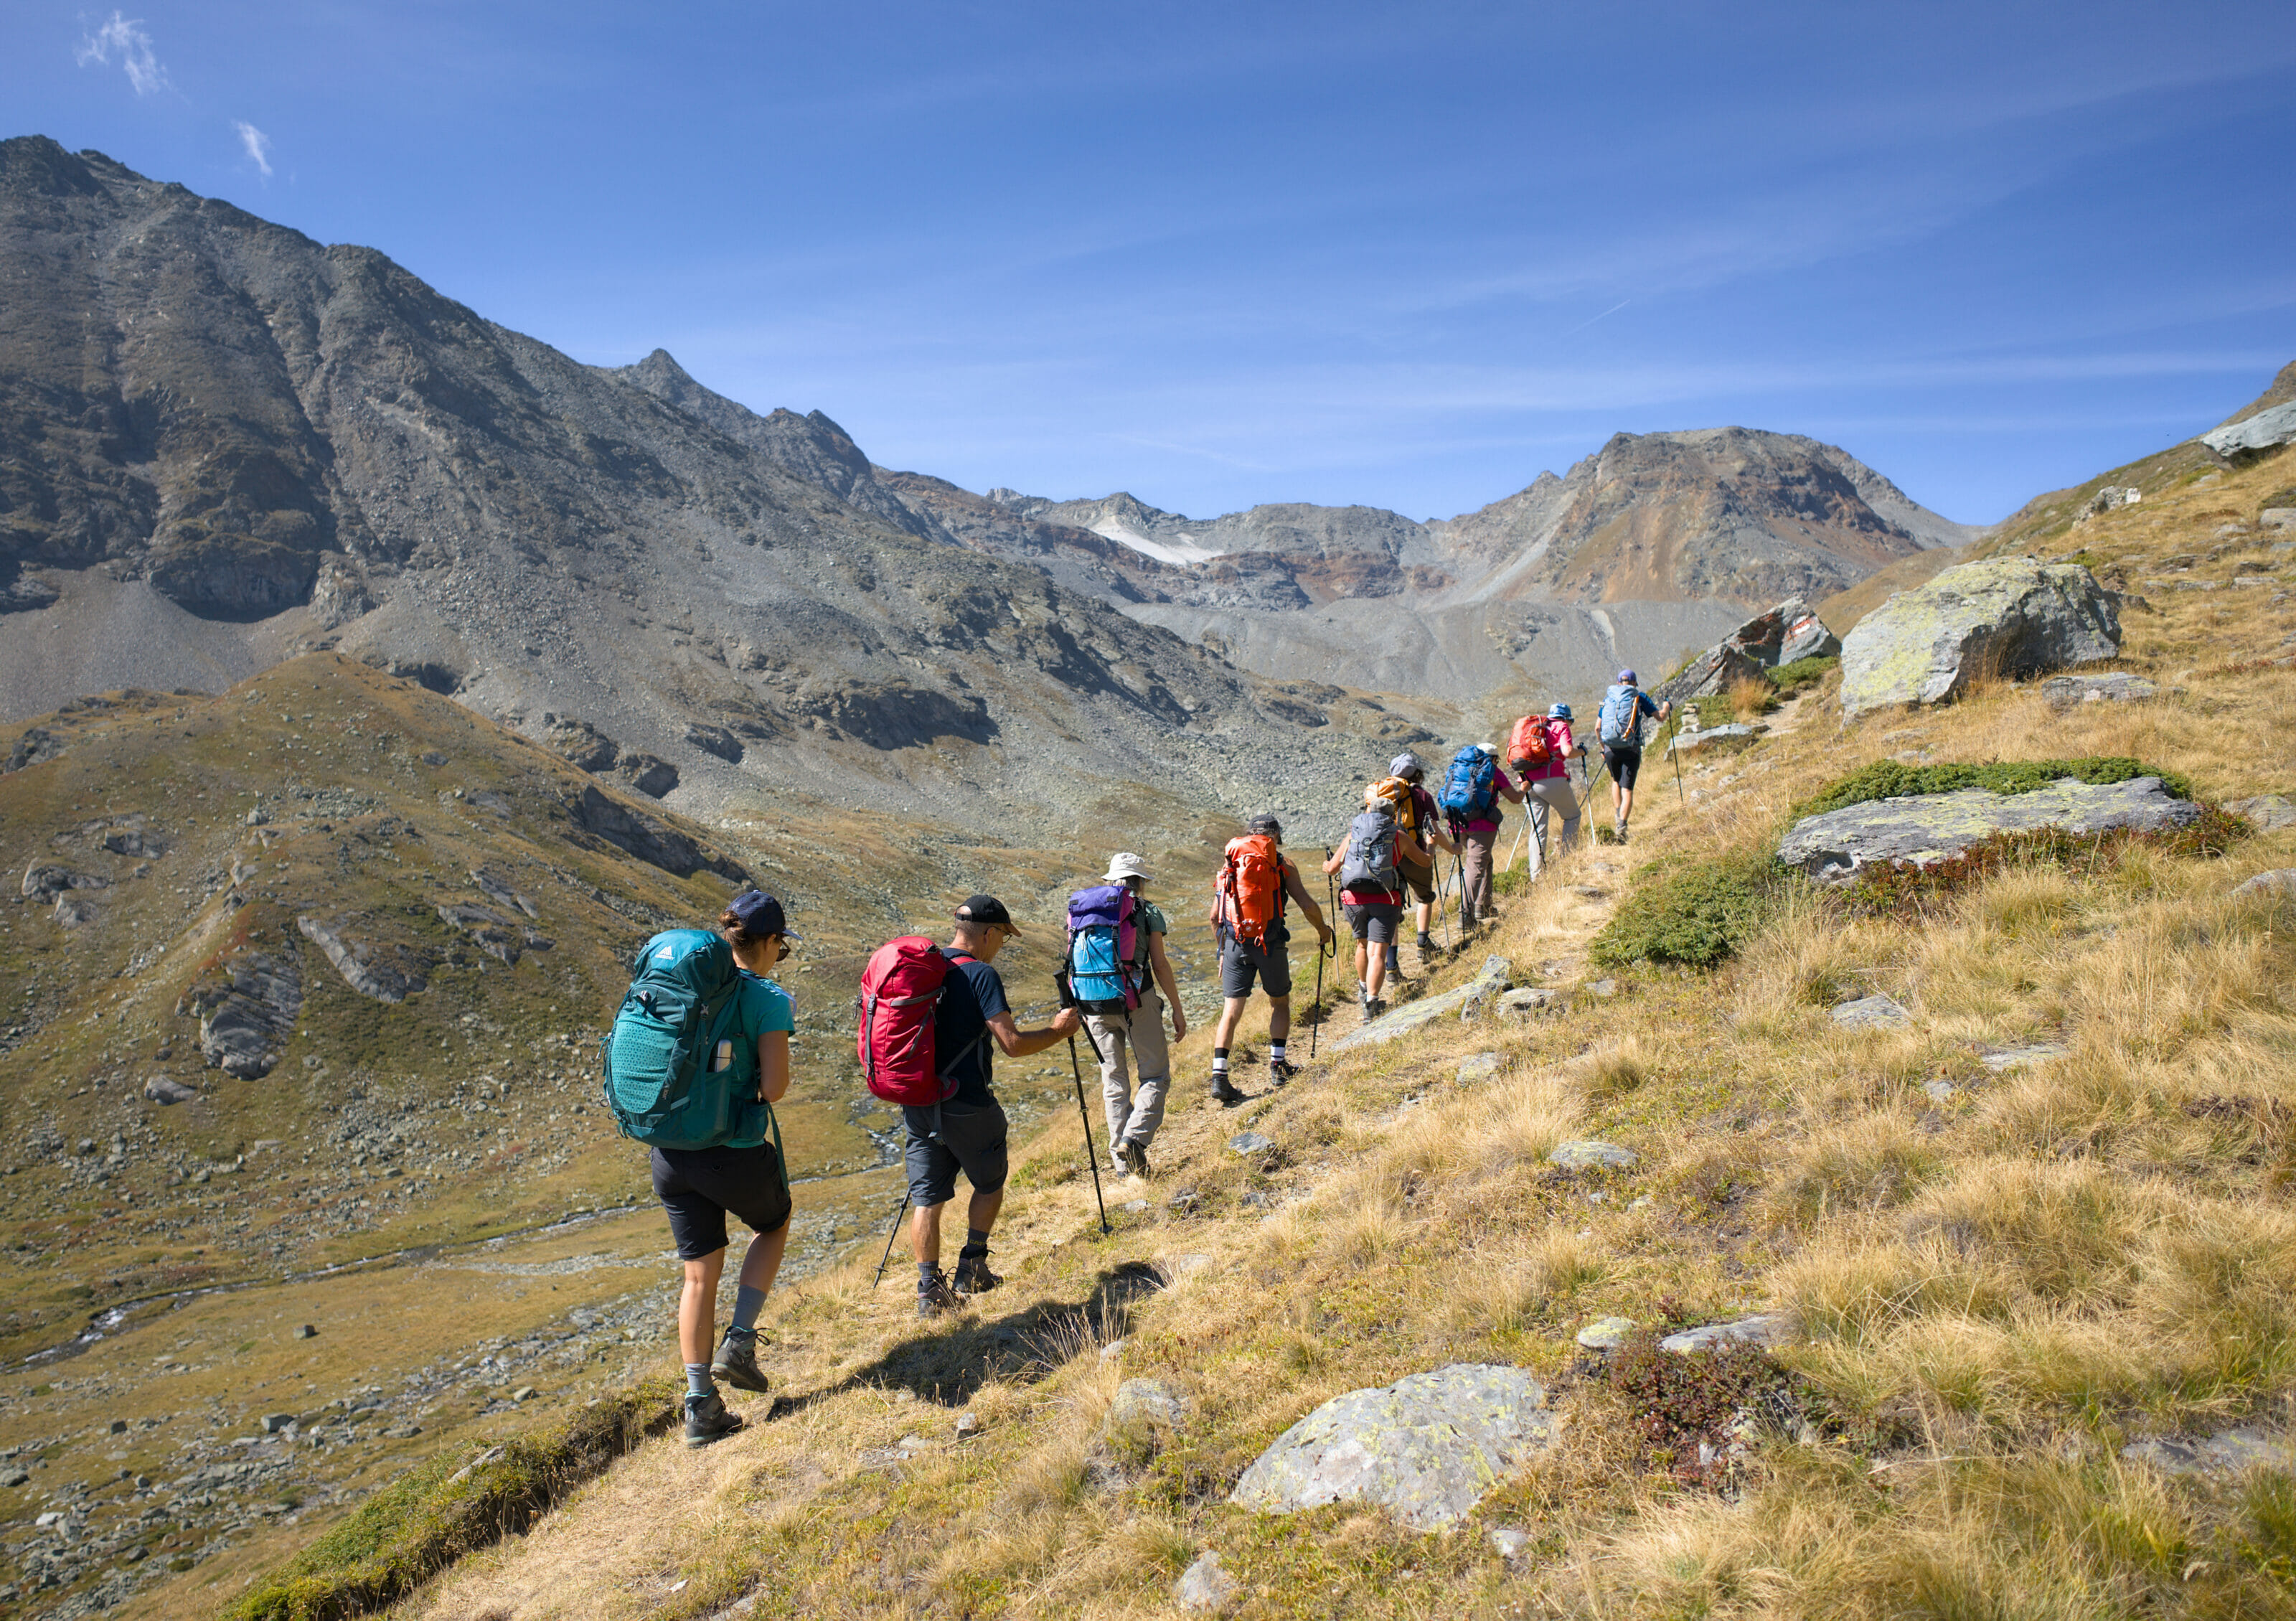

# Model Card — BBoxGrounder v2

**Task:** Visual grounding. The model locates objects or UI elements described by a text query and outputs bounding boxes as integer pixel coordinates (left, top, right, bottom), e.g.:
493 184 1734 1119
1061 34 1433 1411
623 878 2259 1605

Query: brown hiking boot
918 1269 963 1317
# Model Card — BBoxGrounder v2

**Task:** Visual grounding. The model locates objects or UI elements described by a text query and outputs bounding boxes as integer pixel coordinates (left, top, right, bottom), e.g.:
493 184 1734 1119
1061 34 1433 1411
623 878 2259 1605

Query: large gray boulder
1230 1364 1559 1529
2201 400 2296 459
1655 598 1840 708
1332 957 1510 1048
1838 559 2120 715
1779 776 2199 884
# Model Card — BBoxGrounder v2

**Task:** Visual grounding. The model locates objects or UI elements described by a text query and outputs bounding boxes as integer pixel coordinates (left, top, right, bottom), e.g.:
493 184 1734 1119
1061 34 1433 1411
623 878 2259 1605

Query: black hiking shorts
901 1097 1010 1207
652 1142 792 1260
1602 743 1643 791
1218 924 1292 1000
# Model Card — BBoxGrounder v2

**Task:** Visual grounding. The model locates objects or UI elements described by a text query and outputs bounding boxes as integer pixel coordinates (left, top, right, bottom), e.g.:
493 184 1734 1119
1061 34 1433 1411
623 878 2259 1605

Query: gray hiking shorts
1219 925 1292 1000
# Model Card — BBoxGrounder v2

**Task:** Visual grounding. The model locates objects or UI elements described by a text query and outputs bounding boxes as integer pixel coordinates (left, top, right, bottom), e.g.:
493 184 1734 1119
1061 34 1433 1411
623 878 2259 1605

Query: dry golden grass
361 454 2296 1619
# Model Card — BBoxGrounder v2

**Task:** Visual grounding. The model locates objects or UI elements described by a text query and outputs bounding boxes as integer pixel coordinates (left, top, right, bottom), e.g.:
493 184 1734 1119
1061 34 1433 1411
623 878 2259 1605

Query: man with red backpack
1207 813 1335 1106
865 896 1080 1317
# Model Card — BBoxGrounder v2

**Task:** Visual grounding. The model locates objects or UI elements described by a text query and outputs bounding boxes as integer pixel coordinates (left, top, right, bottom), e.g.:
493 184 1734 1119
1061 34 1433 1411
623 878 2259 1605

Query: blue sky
13 1 2296 525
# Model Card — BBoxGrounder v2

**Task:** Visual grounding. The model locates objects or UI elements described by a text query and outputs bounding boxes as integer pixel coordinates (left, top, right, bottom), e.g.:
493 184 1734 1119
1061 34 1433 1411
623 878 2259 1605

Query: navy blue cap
727 889 801 944
955 894 1021 936
1617 669 1637 685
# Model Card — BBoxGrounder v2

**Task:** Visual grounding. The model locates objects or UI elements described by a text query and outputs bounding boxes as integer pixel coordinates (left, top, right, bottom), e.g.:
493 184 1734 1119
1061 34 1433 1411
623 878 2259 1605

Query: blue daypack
600 929 757 1150
1439 745 1499 822
1064 885 1142 1015
1599 683 1647 747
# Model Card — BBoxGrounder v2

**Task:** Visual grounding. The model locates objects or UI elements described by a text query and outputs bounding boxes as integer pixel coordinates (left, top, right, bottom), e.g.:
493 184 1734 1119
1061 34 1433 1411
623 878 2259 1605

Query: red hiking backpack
1507 713 1553 771
1213 834 1285 947
856 939 988 1107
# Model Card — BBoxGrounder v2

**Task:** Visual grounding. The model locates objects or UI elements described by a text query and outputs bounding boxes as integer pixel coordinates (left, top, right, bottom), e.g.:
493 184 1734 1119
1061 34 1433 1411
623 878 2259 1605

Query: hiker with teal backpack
601 890 801 1449
1596 669 1670 844
1068 854 1187 1180
1439 743 1524 933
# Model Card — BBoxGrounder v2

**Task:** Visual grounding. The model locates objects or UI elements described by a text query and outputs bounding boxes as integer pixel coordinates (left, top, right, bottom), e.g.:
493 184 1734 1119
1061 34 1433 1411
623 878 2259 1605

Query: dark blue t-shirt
933 948 1009 1106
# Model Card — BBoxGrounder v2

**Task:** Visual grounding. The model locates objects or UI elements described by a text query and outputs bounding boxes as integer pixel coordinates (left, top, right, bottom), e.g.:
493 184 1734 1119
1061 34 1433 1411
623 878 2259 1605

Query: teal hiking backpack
601 929 757 1151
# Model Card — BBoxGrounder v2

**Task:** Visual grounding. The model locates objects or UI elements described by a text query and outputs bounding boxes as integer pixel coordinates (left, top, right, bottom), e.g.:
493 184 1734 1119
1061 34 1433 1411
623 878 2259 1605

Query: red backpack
856 939 987 1107
1506 713 1553 771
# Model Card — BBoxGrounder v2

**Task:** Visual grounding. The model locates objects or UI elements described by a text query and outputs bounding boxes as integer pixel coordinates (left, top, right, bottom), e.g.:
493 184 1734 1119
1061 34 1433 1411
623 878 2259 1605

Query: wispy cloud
76 11 166 95
233 121 274 177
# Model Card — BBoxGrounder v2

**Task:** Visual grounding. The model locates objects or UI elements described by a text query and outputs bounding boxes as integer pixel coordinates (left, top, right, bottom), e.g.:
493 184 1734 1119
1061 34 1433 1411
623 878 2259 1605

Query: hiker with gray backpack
1066 853 1187 1180
1596 669 1670 843
601 889 801 1449
1321 781 1406 1019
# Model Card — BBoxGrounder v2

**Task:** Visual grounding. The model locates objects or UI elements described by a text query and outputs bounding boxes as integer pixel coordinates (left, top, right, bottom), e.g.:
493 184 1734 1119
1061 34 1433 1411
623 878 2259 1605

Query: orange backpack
1370 776 1421 838
1213 834 1285 946
1506 713 1553 770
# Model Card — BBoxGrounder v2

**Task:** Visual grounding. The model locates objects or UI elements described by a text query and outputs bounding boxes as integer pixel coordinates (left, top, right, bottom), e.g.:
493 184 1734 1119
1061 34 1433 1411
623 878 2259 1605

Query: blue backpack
601 929 759 1150
1599 683 1646 747
1064 885 1142 1015
1439 745 1499 822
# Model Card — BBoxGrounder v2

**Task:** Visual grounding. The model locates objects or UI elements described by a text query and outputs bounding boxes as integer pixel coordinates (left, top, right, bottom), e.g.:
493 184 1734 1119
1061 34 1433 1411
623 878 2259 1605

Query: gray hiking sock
730 1285 767 1334
918 1261 939 1290
961 1228 990 1257
1269 1041 1286 1065
685 1363 715 1401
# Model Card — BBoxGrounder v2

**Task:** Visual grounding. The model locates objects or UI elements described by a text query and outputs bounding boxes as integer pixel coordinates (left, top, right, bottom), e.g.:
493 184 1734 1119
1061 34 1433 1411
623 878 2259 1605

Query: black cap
954 894 1021 936
1248 812 1281 837
727 889 801 944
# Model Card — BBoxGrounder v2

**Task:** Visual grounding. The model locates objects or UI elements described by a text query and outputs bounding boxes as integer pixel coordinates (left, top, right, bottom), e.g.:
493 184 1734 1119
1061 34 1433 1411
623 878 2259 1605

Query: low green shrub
1588 849 1792 970
1605 1328 1796 1488
226 1380 677 1621
1792 756 2195 820
1764 654 1838 699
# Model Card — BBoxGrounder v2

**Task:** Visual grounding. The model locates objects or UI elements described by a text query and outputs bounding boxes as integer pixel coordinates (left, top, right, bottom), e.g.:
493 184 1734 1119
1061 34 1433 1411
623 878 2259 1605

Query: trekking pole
1065 1035 1112 1236
1313 855 1332 1056
1667 710 1688 812
871 1193 911 1288
1505 818 1528 878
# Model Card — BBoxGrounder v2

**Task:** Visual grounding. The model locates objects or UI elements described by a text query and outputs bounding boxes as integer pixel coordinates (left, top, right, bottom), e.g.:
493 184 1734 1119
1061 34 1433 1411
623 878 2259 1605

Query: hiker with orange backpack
1507 703 1589 878
1370 753 1456 976
857 897 1080 1318
601 890 800 1448
1206 813 1334 1106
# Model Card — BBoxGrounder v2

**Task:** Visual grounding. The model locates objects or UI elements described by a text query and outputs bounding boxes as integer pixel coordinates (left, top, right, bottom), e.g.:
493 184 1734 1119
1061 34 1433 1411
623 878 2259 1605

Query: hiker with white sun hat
1078 852 1187 1179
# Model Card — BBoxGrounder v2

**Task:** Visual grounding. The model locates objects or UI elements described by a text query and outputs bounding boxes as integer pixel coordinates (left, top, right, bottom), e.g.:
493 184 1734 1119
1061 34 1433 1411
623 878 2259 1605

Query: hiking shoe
683 1392 745 1449
1268 1057 1299 1085
1416 933 1436 954
710 1328 771 1395
1365 998 1388 1020
1119 1137 1149 1179
1383 947 1401 979
1210 1076 1246 1107
952 1253 1002 1296
918 1269 963 1317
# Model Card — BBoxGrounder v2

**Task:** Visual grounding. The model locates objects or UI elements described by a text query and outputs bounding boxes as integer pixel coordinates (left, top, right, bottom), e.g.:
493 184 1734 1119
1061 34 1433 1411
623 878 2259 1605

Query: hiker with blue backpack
1067 854 1187 1180
1439 742 1526 932
1596 669 1671 844
857 897 1081 1318
601 889 801 1449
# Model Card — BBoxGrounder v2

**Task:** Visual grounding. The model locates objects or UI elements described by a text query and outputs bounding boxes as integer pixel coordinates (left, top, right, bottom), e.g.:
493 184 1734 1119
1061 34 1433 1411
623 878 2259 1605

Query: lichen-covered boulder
1333 957 1510 1048
1779 777 2198 883
1231 1364 1559 1529
1839 559 2119 715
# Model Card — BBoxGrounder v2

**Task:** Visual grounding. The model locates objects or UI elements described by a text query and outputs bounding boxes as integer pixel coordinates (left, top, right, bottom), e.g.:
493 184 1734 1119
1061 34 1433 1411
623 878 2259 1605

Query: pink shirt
1464 763 1520 834
1527 720 1576 781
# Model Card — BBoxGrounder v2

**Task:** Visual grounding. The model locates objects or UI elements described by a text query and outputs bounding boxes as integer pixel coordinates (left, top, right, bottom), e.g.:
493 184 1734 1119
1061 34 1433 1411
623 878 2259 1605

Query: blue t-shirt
723 969 796 1147
933 949 1010 1108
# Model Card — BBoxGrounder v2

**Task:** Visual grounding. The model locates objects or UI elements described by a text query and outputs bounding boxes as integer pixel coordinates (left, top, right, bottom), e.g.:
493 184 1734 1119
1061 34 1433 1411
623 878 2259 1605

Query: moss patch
1792 756 2193 820
1764 654 1838 700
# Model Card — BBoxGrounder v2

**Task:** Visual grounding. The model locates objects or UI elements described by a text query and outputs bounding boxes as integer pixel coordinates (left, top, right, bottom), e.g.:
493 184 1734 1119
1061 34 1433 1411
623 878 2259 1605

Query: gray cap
1389 752 1424 779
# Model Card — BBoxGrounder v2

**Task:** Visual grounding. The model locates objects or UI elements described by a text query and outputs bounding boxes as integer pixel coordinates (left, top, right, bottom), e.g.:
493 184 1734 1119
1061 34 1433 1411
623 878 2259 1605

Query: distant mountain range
1 133 1982 819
